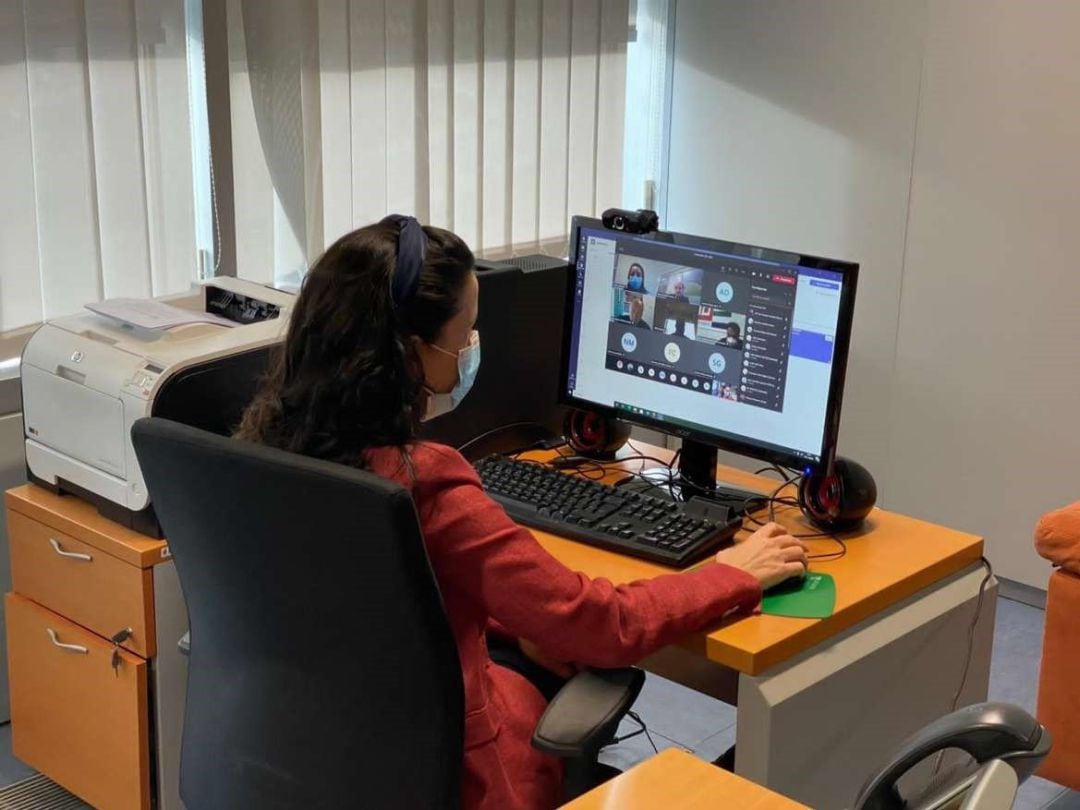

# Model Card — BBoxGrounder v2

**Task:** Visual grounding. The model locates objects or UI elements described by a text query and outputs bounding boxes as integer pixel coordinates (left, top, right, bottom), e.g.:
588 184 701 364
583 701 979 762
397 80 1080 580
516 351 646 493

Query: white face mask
422 330 481 422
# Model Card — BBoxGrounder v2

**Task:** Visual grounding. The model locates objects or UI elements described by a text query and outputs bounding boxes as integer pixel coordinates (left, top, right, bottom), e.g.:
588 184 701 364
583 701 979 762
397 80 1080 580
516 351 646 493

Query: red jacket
367 443 761 810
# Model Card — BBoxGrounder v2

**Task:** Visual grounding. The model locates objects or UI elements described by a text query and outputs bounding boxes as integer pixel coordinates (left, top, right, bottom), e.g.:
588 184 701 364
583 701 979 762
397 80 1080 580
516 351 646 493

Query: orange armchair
1035 501 1080 790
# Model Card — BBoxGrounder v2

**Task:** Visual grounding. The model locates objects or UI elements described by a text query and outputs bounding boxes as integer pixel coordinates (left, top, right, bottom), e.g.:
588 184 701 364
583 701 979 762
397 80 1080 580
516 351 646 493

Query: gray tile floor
0 596 1073 808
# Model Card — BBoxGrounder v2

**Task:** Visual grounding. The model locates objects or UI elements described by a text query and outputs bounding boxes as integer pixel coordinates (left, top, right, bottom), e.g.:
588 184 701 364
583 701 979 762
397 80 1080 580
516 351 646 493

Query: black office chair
131 417 642 809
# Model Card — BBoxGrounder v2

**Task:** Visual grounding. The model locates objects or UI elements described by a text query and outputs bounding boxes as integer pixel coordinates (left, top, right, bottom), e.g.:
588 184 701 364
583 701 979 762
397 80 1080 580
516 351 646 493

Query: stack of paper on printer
86 298 237 330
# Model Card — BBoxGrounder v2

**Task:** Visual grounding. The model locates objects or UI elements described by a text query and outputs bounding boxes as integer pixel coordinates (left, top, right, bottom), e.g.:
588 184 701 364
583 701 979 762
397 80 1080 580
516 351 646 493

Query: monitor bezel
558 216 860 473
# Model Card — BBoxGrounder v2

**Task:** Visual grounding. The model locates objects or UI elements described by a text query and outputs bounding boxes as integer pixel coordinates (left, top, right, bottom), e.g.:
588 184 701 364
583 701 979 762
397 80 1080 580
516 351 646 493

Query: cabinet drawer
7 593 151 810
9 511 155 657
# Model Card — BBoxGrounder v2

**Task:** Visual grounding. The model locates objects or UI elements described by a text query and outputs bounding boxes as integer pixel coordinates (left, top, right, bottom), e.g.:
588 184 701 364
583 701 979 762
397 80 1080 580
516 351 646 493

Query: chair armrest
178 631 190 656
532 667 645 758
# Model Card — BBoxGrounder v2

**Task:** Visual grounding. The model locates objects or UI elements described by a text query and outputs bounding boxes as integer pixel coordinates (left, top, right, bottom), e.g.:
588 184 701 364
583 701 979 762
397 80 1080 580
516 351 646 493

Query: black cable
754 465 795 483
624 441 683 474
580 455 681 500
562 460 608 482
596 455 838 544
932 556 995 776
627 711 659 754
519 450 847 555
575 467 609 482
950 557 994 712
613 467 681 502
619 461 843 554
766 477 796 523
610 726 646 745
807 538 848 560
456 421 550 455
621 451 701 501
735 479 849 557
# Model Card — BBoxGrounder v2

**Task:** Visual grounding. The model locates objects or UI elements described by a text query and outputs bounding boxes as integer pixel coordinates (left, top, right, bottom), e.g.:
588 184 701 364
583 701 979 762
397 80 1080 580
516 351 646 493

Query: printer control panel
205 285 281 325
122 363 164 400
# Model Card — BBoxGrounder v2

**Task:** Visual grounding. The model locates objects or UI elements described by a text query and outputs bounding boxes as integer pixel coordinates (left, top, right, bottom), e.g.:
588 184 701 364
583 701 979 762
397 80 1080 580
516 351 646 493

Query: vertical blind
228 0 629 286
0 0 210 334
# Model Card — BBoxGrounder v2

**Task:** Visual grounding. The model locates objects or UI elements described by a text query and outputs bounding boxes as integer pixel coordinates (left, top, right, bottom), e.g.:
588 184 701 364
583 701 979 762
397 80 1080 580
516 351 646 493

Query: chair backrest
131 417 464 810
854 702 1051 810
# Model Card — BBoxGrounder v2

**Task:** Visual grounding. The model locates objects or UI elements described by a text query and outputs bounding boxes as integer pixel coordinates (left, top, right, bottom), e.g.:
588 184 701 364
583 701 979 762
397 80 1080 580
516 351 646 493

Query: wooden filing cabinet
4 485 188 810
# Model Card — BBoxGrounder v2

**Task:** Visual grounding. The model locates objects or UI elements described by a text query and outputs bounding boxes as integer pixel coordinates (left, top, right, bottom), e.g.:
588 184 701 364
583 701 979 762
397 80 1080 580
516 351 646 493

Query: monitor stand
623 439 769 517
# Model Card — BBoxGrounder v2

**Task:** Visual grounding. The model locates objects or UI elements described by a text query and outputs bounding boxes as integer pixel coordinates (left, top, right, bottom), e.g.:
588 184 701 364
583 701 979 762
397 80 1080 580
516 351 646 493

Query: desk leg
735 564 996 810
152 562 188 810
638 644 740 705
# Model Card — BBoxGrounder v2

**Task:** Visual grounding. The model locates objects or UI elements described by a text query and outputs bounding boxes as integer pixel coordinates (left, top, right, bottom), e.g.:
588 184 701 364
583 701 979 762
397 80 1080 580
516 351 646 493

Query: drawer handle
48 538 93 562
46 628 89 655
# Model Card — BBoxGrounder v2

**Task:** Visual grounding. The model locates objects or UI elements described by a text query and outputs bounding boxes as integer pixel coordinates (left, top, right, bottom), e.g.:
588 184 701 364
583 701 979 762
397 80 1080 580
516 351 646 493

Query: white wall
666 0 928 481
885 0 1080 588
667 0 1080 587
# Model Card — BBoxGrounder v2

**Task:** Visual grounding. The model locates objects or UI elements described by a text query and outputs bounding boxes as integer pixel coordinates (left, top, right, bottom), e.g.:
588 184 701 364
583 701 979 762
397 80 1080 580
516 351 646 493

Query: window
225 0 635 288
622 0 675 215
0 0 212 335
1 1 668 329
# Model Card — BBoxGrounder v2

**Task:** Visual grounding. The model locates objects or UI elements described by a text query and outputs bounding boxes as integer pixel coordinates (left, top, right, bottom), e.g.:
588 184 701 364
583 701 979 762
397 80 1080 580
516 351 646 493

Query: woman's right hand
715 522 808 590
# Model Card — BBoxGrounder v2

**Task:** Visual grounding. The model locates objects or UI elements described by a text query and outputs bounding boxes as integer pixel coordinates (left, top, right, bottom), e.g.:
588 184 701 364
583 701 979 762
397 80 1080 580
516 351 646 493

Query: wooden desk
524 447 984 676
3 447 993 810
562 749 808 810
523 446 995 810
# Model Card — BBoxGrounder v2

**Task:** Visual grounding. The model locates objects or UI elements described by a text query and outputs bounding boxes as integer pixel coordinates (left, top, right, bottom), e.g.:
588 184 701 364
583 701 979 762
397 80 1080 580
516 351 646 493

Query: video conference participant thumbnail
613 258 656 294
611 289 653 330
652 298 700 339
656 269 703 304
696 306 746 350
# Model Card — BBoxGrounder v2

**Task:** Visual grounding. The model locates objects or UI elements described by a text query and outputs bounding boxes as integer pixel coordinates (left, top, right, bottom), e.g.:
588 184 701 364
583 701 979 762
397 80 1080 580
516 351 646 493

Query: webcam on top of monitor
601 208 659 235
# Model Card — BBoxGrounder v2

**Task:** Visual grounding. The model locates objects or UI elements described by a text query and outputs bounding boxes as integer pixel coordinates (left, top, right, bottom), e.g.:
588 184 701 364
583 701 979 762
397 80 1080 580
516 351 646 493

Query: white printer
21 278 294 536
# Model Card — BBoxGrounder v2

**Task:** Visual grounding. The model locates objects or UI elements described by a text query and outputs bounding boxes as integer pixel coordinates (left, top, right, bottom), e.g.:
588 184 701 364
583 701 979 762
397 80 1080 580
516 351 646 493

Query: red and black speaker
563 409 632 460
797 457 877 532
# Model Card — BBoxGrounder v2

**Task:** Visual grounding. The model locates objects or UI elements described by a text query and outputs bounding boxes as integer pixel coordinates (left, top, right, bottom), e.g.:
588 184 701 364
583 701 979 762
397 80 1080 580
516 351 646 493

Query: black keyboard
474 455 742 567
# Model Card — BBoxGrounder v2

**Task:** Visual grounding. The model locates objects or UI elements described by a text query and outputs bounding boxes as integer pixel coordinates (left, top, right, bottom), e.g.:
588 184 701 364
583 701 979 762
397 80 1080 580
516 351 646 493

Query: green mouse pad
761 572 837 619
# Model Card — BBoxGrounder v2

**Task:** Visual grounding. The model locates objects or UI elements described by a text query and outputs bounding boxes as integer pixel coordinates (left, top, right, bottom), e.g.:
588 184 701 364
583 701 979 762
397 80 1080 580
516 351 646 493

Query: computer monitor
561 216 858 501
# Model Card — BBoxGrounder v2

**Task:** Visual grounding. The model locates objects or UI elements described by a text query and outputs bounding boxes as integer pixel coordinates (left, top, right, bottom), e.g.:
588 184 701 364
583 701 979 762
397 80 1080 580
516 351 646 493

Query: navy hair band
383 214 426 308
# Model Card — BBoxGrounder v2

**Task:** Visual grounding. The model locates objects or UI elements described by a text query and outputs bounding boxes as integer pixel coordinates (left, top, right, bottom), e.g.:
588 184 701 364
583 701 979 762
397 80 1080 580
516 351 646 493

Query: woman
626 262 648 293
237 217 807 810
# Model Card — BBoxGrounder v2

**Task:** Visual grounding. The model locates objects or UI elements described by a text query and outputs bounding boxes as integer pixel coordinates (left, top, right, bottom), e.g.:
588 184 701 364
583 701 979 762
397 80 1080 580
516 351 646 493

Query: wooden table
523 445 993 809
562 748 808 809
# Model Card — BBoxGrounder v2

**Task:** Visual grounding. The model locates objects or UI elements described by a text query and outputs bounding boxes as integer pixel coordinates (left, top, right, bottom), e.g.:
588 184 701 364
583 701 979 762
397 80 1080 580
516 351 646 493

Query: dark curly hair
234 220 475 466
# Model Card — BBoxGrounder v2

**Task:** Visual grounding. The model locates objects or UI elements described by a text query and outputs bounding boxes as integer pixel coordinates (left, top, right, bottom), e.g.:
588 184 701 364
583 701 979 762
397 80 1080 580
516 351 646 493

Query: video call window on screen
606 249 788 410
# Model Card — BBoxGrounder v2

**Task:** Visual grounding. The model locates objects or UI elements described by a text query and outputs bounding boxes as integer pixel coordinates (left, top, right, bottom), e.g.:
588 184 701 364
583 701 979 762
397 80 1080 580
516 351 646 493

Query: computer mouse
764 570 807 597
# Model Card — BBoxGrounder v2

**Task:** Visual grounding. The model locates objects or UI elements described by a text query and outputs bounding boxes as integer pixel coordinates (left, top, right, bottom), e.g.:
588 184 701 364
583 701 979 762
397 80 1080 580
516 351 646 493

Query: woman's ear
411 334 431 376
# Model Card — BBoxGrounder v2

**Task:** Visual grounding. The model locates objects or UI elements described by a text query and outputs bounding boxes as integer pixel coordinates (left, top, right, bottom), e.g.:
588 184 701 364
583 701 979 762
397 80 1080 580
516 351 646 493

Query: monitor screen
562 218 858 468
